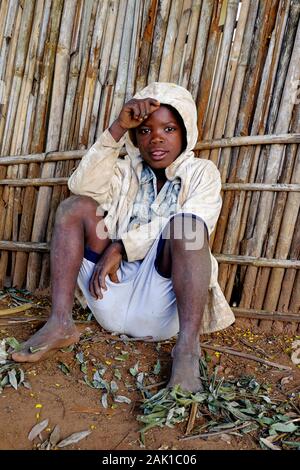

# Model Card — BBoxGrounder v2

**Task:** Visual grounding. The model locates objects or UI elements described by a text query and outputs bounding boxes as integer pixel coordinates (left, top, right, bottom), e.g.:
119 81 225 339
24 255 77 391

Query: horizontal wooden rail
0 133 299 165
1 178 300 192
233 308 300 323
0 241 299 269
215 254 300 268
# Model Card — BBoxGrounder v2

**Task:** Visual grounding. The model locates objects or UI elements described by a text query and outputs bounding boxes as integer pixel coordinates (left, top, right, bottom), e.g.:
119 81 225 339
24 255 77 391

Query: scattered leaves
57 430 92 448
28 419 49 441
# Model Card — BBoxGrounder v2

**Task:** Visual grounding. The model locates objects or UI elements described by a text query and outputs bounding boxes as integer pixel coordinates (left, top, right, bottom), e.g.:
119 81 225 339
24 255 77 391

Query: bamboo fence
0 0 299 331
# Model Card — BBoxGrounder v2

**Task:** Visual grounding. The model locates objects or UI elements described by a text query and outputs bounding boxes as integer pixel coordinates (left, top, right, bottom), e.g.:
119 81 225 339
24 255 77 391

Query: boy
12 82 235 392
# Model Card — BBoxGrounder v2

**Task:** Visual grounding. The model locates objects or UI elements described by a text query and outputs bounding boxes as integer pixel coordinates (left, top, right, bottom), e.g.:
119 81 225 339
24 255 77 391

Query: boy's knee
56 195 98 222
167 214 208 250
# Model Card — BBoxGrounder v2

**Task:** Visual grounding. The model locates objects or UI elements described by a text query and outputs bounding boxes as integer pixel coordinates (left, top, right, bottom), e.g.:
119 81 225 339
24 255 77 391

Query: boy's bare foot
167 345 203 393
11 317 80 363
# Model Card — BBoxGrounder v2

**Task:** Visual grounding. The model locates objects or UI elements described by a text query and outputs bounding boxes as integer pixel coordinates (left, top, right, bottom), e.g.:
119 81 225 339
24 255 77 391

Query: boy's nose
150 133 164 144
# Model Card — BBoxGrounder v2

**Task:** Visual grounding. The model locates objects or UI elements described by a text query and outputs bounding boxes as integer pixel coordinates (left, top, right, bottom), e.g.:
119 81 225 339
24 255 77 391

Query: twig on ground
179 421 252 441
200 343 292 371
185 402 198 435
142 381 167 390
0 304 34 316
239 338 268 356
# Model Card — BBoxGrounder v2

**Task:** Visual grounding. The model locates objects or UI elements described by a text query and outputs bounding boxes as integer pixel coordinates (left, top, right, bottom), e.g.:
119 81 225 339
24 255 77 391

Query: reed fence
0 0 299 331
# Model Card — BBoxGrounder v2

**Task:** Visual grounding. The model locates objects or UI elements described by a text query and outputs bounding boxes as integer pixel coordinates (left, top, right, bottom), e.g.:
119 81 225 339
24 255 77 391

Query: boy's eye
139 128 150 134
165 126 176 132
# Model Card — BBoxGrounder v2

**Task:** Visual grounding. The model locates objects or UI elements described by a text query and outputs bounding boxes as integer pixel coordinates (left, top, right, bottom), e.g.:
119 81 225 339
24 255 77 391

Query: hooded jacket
68 82 235 333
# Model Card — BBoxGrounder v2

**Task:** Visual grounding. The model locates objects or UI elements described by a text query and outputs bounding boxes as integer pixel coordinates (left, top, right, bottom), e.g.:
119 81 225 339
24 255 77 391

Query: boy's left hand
89 242 123 299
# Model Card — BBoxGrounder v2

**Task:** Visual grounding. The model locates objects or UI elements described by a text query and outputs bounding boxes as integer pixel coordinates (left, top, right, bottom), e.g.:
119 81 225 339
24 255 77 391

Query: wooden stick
200 343 292 370
185 402 198 435
0 304 33 316
2 241 300 269
0 133 300 166
2 178 300 193
233 308 300 323
180 421 253 441
1 134 299 165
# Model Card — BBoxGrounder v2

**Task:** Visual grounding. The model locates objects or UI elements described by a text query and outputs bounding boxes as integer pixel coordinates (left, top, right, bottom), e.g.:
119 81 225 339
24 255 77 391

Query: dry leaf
28 419 49 441
57 430 92 448
49 425 61 446
260 437 281 450
280 375 293 387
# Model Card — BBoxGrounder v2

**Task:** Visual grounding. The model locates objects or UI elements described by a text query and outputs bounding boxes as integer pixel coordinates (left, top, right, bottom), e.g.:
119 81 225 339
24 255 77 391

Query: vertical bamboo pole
188 0 215 101
13 0 63 288
95 0 126 134
170 0 192 84
109 0 136 124
126 0 144 100
0 1 22 240
240 18 300 308
79 0 109 148
147 0 171 84
69 0 98 149
0 0 35 288
277 211 300 313
201 0 239 161
158 0 183 82
38 0 90 289
212 0 280 296
263 148 300 309
196 0 223 140
254 106 300 317
209 0 250 165
89 0 119 144
222 0 292 303
212 0 259 258
180 0 202 88
10 0 46 283
135 0 158 91
26 0 77 291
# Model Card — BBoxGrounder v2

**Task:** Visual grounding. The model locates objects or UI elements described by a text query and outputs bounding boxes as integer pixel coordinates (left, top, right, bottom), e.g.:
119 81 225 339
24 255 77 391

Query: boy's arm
68 98 160 205
68 126 126 205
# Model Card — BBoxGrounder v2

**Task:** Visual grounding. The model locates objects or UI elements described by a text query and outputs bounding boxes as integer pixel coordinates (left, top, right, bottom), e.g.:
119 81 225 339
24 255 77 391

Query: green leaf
110 380 119 394
153 360 161 375
75 352 85 363
129 362 139 377
282 441 300 448
58 362 70 375
114 369 122 381
270 422 298 433
115 353 129 361
8 369 18 390
6 337 21 351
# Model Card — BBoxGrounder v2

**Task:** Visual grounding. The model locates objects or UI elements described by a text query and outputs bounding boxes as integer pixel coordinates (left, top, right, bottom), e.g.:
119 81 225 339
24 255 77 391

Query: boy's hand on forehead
117 98 160 130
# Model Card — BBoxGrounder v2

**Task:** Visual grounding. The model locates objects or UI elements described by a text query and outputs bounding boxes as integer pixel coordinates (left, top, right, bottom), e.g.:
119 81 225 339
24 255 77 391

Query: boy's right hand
109 98 160 142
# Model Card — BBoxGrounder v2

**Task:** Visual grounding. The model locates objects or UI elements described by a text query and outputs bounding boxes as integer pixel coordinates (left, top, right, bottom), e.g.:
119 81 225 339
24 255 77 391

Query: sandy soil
0 295 299 451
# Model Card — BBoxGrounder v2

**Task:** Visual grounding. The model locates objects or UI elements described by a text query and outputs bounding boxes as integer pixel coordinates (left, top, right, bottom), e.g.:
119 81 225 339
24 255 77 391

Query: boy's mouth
149 150 168 161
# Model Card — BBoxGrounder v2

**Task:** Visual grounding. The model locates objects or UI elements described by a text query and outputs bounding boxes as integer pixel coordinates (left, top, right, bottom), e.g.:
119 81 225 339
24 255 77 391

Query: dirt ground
0 293 299 451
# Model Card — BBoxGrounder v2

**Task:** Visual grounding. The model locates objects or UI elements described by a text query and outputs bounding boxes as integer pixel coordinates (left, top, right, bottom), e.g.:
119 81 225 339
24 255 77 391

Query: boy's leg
156 215 211 392
12 195 110 362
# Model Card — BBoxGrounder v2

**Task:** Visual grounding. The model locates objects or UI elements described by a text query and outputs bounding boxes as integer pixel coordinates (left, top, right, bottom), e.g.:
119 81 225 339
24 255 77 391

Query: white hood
125 82 199 164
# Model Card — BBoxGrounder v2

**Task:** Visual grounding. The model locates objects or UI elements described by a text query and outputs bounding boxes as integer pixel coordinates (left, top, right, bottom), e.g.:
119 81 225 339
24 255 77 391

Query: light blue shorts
77 234 179 341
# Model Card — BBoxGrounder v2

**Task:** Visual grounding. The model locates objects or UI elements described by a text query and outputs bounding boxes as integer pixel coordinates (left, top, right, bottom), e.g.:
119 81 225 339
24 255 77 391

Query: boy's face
135 105 185 170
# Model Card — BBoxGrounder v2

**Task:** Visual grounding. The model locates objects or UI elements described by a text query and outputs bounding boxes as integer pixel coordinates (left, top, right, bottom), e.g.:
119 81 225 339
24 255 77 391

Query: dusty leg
156 215 211 392
12 195 110 362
